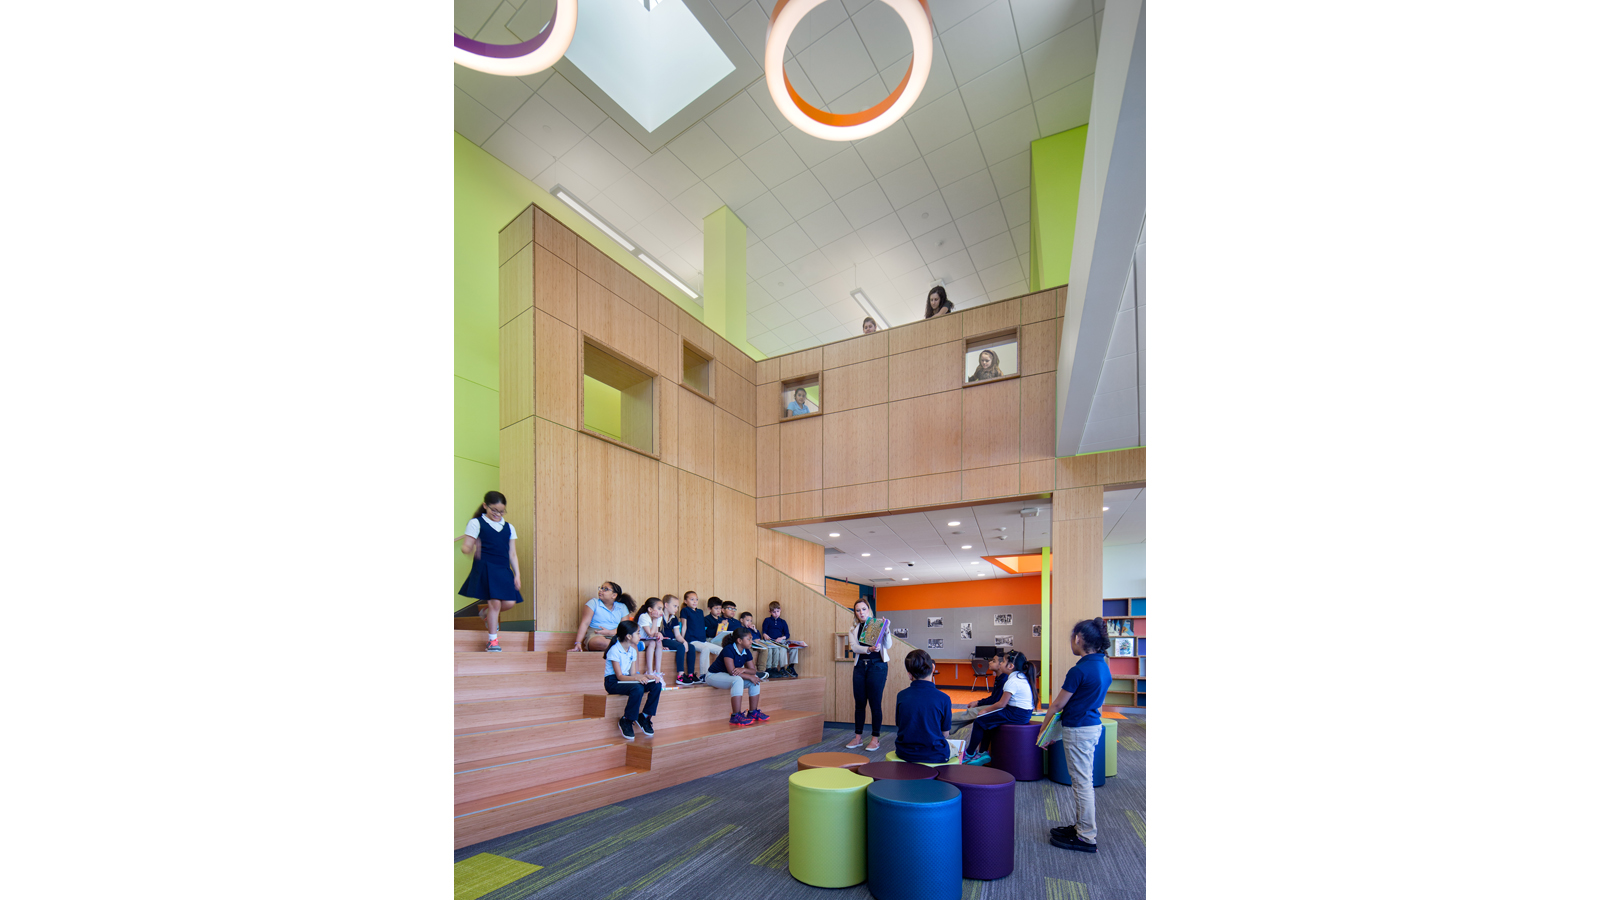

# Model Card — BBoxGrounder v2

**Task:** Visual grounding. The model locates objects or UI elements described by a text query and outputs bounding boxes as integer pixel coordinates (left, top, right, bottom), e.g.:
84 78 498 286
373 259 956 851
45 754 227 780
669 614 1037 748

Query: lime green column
1040 546 1052 698
703 206 753 353
1029 125 1089 292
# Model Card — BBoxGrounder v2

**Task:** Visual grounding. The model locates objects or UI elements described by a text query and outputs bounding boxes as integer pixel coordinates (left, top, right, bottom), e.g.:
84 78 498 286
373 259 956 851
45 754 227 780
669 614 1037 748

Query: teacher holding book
845 598 891 751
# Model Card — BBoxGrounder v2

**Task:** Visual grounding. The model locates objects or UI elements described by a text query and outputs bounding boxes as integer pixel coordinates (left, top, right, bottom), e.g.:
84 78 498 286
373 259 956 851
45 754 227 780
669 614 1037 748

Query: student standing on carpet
846 598 890 752
961 650 1035 765
894 650 953 763
456 491 523 653
1045 618 1113 853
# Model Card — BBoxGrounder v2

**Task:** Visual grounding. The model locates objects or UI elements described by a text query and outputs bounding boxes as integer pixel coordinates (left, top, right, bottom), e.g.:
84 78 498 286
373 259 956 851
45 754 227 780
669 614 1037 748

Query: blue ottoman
1047 724 1106 787
865 779 963 900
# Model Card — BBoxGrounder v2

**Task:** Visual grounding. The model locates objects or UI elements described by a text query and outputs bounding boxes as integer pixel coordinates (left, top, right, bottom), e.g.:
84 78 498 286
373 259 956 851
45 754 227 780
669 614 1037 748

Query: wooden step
454 693 589 736
455 669 609 701
453 630 531 652
454 650 562 676
455 738 631 805
455 617 487 631
456 714 620 763
623 709 820 771
455 764 646 843
578 676 824 721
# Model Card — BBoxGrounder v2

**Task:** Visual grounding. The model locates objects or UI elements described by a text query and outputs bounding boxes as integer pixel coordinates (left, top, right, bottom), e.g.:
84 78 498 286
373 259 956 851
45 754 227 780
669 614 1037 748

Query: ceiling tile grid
457 0 1104 351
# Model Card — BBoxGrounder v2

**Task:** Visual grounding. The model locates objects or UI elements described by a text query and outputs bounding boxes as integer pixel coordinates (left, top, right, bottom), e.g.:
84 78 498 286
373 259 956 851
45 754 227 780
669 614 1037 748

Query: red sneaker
485 639 501 652
747 709 771 722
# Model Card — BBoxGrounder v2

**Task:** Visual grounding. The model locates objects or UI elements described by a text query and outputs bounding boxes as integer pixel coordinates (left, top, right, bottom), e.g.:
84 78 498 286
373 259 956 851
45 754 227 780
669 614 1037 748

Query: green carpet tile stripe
1120 736 1144 752
962 877 985 899
750 832 789 869
454 853 543 900
1124 809 1146 845
1046 877 1092 900
603 824 738 900
762 746 814 770
1044 784 1061 822
484 795 719 899
484 805 624 859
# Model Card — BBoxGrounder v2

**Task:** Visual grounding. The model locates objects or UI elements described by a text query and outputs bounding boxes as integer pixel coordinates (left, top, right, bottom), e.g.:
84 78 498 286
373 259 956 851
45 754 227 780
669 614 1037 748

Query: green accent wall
582 375 623 439
1040 546 1053 693
702 206 750 351
1029 125 1089 292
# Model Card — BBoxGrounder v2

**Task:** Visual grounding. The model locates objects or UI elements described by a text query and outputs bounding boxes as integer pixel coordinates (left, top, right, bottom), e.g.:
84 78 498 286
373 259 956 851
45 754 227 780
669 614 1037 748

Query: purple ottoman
989 722 1044 781
856 760 940 781
936 765 1016 879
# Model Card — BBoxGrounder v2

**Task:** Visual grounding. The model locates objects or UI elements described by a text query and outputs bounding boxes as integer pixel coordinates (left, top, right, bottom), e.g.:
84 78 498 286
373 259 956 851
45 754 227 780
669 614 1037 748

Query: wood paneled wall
755 292 1065 524
498 203 761 631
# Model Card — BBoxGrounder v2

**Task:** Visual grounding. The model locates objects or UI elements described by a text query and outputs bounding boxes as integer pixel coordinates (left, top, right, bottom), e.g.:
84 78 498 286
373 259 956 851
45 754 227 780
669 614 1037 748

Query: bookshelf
1102 597 1146 709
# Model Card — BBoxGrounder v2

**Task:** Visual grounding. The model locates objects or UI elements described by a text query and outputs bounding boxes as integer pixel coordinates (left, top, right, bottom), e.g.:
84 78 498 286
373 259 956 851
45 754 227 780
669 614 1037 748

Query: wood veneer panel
499 309 534 427
713 484 756 601
887 472 961 509
678 307 713 359
961 464 1020 501
780 414 823 494
961 378 1019 468
498 416 536 624
757 528 825 592
1018 373 1054 463
713 406 757 497
719 363 756 425
962 298 1019 337
888 341 963 401
823 481 887 517
1018 320 1060 376
678 472 714 600
886 391 962 479
1049 515 1102 679
578 276 655 372
576 239 608 285
1055 454 1099 489
534 206 576 265
1053 485 1105 521
578 433 658 607
757 495 780 524
658 322 681 387
824 331 888 368
655 291 676 325
1098 447 1146 485
658 373 678 467
500 206 532 266
825 357 888 412
781 491 822 521
533 243 577 328
499 244 533 327
756 425 780 497
534 419 578 630
535 311 576 429
715 333 757 384
889 314 961 355
757 380 784 427
780 346 824 381
1019 459 1054 494
677 388 714 481
1056 287 1068 318
658 465 678 599
1020 289 1057 325
822 405 888 488
755 357 780 385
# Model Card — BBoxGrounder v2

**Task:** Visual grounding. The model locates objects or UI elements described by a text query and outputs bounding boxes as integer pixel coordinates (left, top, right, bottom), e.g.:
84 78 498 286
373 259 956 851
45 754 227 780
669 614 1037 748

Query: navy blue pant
682 634 706 674
968 704 1032 754
604 675 661 722
853 658 887 736
662 638 687 676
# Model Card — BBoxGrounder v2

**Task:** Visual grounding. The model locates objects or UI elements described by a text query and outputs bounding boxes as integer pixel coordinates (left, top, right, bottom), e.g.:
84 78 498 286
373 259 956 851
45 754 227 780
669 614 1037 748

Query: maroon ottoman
856 760 940 781
936 765 1017 879
989 722 1044 781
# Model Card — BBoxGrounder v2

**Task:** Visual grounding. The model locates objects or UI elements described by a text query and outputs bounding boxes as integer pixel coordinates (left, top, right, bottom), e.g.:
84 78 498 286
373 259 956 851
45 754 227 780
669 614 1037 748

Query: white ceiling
1079 222 1144 452
775 489 1143 586
456 0 1107 356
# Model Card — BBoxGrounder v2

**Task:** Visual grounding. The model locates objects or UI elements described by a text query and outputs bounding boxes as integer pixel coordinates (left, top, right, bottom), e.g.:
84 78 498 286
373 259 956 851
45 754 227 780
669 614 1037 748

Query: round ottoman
857 760 939 781
1101 717 1119 777
788 767 871 887
990 722 1044 781
1047 723 1106 787
797 752 871 771
936 765 1016 879
885 750 959 766
865 779 963 900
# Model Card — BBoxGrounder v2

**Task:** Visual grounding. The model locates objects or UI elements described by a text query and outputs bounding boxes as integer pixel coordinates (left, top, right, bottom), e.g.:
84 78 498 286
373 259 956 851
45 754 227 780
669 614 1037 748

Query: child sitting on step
961 649 1036 766
661 595 690 686
761 600 806 678
634 597 667 684
706 627 769 727
603 620 662 741
739 611 782 679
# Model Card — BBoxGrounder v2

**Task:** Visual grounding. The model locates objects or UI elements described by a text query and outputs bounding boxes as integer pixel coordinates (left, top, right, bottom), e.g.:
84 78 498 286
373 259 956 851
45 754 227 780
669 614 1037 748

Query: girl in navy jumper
456 491 523 652
961 650 1036 765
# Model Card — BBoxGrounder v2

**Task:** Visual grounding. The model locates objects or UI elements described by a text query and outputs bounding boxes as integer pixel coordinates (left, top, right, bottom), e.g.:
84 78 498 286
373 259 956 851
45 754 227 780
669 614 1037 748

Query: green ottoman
1101 718 1118 777
886 750 960 767
788 767 871 887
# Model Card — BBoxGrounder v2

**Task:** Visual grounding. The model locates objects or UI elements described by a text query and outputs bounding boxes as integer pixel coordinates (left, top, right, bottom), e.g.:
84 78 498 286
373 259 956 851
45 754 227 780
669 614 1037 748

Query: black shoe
1050 834 1096 853
618 717 635 741
638 715 655 737
1050 825 1077 841
785 665 798 677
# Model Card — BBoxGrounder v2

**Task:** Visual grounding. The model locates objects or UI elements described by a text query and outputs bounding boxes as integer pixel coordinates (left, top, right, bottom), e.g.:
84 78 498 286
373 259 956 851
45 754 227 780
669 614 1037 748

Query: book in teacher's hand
859 617 888 651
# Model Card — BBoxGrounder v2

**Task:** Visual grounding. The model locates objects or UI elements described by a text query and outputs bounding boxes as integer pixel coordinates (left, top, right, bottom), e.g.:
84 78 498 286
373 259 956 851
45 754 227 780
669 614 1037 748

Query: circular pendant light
454 0 578 77
765 0 933 141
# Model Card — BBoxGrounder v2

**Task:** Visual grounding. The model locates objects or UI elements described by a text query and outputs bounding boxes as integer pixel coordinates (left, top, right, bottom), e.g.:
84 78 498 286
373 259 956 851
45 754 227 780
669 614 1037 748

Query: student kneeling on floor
603 620 661 741
894 649 954 763
706 627 770 727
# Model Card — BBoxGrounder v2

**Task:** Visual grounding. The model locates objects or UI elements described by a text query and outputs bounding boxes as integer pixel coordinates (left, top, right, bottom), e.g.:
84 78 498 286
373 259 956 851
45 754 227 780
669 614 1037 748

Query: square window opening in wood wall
582 339 656 456
963 330 1020 386
682 340 714 401
779 374 822 420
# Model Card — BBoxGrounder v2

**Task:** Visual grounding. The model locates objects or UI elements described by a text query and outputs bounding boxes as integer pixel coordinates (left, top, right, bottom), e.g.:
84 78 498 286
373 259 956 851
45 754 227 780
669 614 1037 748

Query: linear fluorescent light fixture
552 185 700 301
851 289 887 328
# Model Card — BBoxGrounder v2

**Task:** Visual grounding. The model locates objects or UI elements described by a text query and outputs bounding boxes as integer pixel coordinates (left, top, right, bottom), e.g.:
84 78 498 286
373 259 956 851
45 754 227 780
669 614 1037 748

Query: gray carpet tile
459 713 1147 899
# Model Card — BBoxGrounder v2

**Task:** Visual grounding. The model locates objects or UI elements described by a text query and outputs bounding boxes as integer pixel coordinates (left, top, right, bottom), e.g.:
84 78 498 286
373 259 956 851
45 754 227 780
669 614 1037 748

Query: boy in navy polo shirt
678 591 708 685
1045 617 1114 853
893 649 953 763
761 600 806 678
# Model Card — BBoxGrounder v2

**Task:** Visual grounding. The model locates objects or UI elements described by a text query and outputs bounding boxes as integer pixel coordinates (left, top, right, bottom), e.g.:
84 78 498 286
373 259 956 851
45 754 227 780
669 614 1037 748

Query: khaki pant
1061 724 1103 843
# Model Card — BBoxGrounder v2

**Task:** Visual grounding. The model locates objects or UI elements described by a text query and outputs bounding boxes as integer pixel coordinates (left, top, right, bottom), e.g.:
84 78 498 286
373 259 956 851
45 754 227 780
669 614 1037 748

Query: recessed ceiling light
829 533 840 537
976 572 986 576
861 553 870 557
948 521 960 526
901 577 909 581
884 567 892 571
1102 506 1109 511
961 545 972 550
969 561 978 565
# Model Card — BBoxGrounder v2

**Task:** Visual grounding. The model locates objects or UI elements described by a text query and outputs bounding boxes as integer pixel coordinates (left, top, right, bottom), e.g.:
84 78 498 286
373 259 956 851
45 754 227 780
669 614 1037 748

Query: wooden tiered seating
454 631 824 848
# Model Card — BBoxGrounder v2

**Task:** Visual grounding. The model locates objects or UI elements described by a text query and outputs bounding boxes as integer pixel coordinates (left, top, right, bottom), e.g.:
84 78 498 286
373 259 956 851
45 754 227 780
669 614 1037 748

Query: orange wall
875 575 1042 611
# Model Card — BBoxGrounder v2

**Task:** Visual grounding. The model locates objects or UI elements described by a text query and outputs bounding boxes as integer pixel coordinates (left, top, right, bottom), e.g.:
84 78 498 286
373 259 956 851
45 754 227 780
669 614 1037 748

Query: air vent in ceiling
869 578 897 584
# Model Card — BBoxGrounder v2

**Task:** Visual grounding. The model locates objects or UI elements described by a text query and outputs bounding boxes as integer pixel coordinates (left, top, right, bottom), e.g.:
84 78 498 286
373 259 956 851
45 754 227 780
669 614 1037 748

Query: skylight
564 0 735 132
